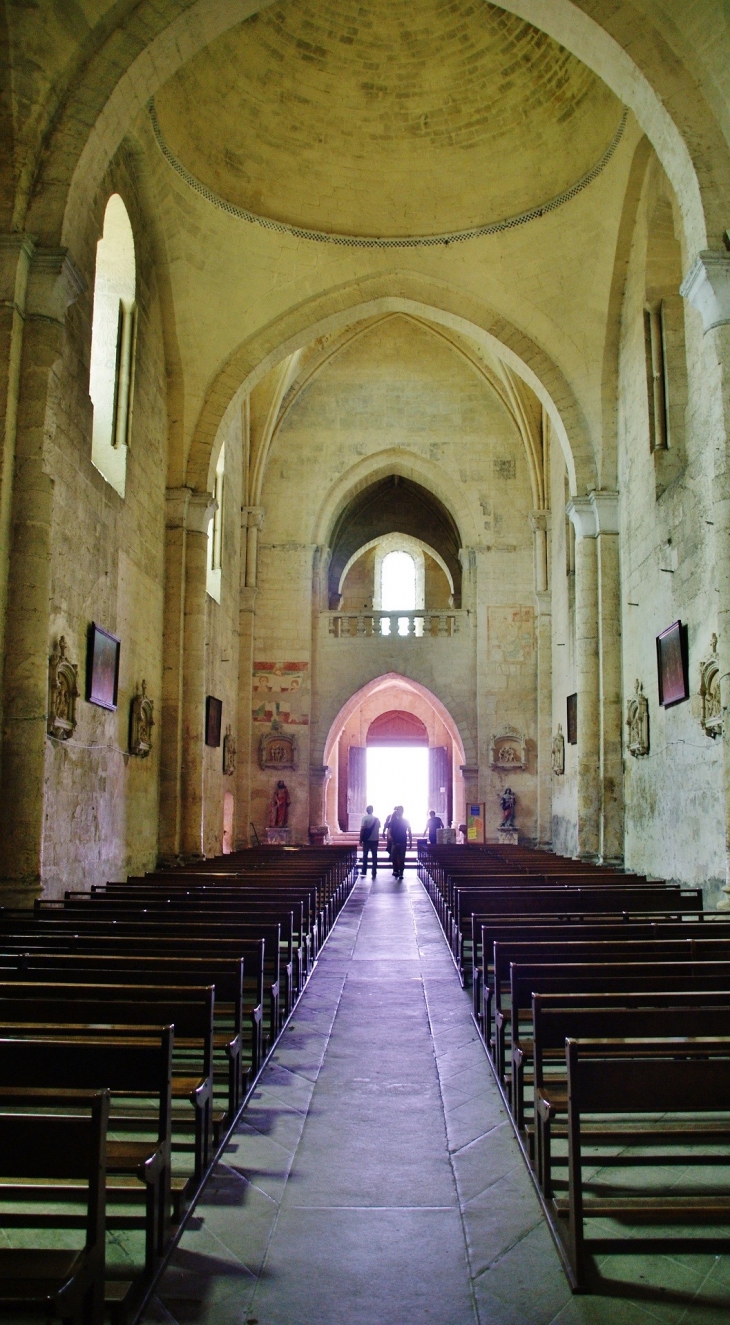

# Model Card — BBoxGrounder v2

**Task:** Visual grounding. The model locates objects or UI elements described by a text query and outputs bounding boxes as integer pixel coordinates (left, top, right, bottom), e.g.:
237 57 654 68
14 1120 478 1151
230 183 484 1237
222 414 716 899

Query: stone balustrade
326 610 463 638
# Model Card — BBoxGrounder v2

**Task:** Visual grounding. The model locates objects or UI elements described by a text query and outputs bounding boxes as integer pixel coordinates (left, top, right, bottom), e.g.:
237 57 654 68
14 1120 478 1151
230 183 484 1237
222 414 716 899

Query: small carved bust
223 724 237 776
48 636 78 741
129 680 154 757
626 678 649 757
551 724 565 775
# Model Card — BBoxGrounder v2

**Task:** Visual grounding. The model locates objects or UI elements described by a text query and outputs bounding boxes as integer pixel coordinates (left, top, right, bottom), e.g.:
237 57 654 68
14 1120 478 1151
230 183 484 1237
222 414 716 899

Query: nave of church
4 0 730 1319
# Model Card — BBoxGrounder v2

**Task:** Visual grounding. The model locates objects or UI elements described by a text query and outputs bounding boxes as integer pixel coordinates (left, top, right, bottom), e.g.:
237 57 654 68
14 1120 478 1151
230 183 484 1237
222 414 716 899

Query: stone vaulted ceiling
153 0 624 239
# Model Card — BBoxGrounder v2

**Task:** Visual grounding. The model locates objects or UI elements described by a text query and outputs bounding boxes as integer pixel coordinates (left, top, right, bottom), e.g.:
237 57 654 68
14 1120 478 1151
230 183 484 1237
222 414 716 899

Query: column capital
528 509 551 534
0 233 35 308
567 491 619 539
459 764 479 780
240 586 258 613
242 505 264 530
309 764 331 783
166 487 216 533
535 589 552 617
26 247 85 323
680 251 730 333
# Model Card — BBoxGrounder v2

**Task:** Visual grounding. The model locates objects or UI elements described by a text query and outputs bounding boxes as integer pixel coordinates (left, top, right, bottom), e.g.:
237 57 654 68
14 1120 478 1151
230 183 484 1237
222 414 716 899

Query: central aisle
145 872 574 1325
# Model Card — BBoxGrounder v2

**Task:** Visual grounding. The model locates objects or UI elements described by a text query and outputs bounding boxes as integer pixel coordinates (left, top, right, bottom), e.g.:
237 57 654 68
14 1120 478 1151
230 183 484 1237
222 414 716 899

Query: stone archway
322 673 467 835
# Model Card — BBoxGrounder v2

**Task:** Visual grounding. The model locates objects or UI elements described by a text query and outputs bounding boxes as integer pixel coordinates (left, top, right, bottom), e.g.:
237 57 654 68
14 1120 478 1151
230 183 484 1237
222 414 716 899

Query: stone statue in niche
129 680 154 757
269 780 291 829
551 724 565 775
223 724 237 775
626 679 649 757
47 636 78 741
499 787 517 828
699 634 722 738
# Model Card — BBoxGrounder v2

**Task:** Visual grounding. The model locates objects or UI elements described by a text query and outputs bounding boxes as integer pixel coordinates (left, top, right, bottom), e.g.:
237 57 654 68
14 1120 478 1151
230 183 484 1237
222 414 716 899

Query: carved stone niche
489 725 527 771
626 678 649 757
129 680 154 758
259 723 298 771
699 634 722 738
47 636 78 741
551 724 565 776
223 724 237 776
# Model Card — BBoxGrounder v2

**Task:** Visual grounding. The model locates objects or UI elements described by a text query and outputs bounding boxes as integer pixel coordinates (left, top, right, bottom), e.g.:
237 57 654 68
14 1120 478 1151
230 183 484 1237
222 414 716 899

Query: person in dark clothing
389 805 411 881
359 805 380 878
424 810 443 845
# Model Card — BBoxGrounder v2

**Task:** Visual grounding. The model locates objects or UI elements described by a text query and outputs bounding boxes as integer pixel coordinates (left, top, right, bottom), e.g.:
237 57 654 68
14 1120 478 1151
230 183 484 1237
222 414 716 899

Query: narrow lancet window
89 194 137 497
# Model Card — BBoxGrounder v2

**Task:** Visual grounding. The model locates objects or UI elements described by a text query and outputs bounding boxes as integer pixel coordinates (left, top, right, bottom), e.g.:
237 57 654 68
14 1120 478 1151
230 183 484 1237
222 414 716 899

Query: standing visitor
389 805 412 881
424 809 444 845
359 804 380 878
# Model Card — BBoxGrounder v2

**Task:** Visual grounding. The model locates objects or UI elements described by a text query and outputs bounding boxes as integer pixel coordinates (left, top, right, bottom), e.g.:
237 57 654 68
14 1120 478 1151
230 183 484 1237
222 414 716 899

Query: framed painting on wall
86 623 120 711
566 692 577 745
657 620 689 707
205 695 223 747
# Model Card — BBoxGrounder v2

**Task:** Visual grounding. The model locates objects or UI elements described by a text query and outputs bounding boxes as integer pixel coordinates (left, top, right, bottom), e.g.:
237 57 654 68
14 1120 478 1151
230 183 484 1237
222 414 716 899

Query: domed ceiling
154 0 624 240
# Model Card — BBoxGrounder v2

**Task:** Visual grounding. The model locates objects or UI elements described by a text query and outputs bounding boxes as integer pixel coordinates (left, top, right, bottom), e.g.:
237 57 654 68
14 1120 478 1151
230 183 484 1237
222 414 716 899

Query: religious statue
269 780 291 828
47 636 79 741
626 678 649 757
551 723 565 775
129 679 154 757
499 787 517 828
699 634 722 737
222 724 237 776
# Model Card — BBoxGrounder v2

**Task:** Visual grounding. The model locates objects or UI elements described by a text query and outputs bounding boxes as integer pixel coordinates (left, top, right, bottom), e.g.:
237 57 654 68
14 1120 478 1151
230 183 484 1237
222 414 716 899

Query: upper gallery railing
325 610 465 638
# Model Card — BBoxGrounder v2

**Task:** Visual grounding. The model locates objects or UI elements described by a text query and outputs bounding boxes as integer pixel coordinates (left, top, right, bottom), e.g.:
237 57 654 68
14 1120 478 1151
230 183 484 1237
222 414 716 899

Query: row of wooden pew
0 844 357 1324
418 842 730 1292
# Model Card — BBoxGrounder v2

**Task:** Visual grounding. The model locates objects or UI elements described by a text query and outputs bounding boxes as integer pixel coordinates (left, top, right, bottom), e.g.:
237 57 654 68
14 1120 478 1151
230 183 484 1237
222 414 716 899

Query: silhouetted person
424 809 443 845
389 805 412 881
359 804 380 878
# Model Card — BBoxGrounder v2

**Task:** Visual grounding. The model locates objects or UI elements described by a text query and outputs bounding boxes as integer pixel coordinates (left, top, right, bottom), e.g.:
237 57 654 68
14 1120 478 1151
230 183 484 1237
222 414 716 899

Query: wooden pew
0 1089 108 1325
0 1031 173 1272
560 1037 730 1289
531 996 730 1196
0 987 216 1182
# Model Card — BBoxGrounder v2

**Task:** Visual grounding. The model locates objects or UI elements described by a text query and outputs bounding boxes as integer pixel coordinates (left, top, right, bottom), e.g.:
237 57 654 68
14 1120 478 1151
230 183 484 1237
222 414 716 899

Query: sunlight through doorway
366 745 429 837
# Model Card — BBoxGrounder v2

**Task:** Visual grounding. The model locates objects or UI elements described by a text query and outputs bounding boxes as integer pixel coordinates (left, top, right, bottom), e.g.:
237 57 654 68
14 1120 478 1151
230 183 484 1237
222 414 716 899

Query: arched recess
321 672 469 769
49 1 725 263
192 277 592 497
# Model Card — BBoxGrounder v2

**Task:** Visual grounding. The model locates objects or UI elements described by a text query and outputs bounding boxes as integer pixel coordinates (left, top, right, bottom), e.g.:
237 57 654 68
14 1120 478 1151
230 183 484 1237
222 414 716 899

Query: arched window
207 443 225 602
89 194 137 497
381 550 416 610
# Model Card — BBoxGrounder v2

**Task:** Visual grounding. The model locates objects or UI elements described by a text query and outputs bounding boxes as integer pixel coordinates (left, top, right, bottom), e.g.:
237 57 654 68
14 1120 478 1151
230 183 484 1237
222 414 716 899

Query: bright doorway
366 745 429 836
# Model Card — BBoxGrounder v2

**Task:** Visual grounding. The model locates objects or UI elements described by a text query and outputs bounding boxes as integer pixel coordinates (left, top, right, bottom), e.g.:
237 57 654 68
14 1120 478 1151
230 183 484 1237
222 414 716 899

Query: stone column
159 489 189 861
235 508 264 847
308 764 331 843
566 498 600 860
593 492 623 865
179 491 216 860
460 765 480 811
0 247 84 902
534 589 553 847
681 252 730 902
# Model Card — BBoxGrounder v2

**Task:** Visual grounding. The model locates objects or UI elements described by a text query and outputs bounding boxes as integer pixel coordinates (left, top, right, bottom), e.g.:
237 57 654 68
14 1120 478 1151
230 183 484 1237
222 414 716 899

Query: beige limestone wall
618 157 724 899
42 153 168 896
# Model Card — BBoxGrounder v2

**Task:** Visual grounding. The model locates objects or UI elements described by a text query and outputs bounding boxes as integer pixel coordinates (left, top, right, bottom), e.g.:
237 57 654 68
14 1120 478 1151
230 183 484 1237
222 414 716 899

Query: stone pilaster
534 589 553 848
682 252 730 903
0 246 84 902
308 764 331 842
566 497 600 860
235 583 257 849
460 764 479 811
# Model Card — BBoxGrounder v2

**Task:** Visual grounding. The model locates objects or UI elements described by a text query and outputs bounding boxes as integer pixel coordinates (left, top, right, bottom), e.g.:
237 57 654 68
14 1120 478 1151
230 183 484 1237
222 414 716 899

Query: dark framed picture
205 695 223 747
86 623 120 711
566 692 577 745
657 620 689 707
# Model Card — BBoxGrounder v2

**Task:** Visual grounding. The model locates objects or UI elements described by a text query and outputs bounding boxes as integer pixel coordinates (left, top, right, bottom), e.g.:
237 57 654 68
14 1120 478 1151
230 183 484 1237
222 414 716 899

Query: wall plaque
205 695 223 747
48 637 78 741
259 722 298 770
87 623 120 711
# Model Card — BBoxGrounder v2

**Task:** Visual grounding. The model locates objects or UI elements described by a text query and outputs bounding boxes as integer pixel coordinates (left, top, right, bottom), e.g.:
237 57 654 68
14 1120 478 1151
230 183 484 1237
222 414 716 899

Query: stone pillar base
498 827 519 846
266 827 292 845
